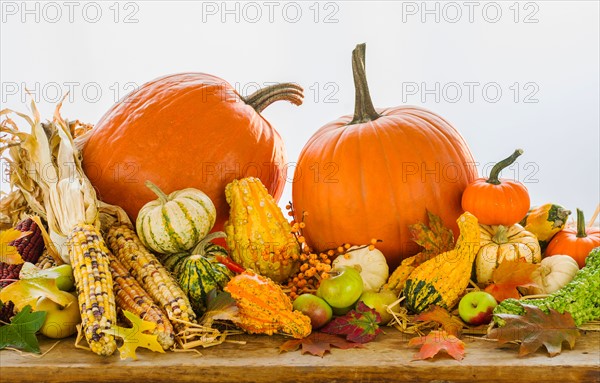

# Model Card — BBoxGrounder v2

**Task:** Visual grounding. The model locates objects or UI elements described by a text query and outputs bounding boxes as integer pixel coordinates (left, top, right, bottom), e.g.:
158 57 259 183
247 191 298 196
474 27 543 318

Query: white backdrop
1 1 599 218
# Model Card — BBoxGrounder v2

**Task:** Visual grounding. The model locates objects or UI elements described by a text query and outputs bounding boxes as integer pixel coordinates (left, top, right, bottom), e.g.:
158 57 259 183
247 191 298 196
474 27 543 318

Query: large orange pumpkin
82 73 303 231
291 44 478 270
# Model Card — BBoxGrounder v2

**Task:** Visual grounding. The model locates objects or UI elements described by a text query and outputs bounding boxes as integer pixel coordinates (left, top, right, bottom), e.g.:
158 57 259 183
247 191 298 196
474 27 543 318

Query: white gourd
332 246 389 291
529 255 579 295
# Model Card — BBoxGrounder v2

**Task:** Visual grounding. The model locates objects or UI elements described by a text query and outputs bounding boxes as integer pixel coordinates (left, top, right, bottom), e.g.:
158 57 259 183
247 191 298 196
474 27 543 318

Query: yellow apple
36 292 81 339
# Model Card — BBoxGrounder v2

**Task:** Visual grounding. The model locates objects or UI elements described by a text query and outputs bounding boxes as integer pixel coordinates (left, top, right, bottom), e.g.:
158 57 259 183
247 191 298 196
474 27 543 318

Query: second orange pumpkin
291 44 478 270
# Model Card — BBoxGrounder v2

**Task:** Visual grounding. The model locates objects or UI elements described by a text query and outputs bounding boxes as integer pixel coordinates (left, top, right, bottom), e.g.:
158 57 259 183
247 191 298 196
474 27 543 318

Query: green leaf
320 302 382 343
0 305 46 353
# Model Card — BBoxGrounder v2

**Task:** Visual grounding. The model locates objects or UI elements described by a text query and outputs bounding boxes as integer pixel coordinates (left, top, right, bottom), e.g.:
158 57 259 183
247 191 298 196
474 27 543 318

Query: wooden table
1 331 599 383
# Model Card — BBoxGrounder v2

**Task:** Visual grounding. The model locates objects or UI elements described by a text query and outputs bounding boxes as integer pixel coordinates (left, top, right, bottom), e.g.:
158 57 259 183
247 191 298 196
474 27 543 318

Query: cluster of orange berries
284 203 378 300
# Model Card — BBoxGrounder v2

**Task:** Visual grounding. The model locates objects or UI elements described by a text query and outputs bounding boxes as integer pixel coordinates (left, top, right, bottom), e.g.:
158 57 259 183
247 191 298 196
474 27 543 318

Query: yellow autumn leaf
102 310 165 360
0 278 72 310
0 228 31 265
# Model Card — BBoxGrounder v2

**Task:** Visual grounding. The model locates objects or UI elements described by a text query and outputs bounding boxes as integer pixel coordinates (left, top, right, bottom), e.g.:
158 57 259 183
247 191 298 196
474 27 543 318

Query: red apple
316 267 364 309
458 291 497 325
357 290 398 324
292 294 333 329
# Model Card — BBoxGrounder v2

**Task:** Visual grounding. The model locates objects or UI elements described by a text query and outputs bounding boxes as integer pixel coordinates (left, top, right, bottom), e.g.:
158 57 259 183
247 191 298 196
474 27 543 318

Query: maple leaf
408 330 466 361
414 305 464 337
0 228 31 265
279 332 364 357
0 278 72 311
102 310 165 360
488 304 580 357
320 302 382 343
409 210 455 263
484 260 540 302
0 305 46 353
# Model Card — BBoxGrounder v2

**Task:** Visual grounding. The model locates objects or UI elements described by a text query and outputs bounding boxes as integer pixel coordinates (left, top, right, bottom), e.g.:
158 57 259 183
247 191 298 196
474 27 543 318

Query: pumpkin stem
487 149 524 185
243 83 304 114
349 43 381 125
145 180 170 204
492 225 509 244
575 208 587 238
192 231 227 256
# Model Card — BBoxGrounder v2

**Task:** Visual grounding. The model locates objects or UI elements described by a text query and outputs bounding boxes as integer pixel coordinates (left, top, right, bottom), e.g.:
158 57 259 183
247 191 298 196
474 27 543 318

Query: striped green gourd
163 232 233 315
136 181 216 254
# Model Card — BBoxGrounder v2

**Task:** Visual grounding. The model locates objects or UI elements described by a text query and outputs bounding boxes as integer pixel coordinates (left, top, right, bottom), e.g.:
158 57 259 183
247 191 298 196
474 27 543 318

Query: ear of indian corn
68 224 117 356
0 218 46 287
108 253 175 350
106 225 197 330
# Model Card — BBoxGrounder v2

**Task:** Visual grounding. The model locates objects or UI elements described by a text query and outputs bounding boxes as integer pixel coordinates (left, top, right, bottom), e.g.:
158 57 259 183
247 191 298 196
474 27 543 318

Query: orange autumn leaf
484 259 540 302
414 305 465 337
409 210 455 262
409 330 466 361
0 228 31 265
279 332 364 357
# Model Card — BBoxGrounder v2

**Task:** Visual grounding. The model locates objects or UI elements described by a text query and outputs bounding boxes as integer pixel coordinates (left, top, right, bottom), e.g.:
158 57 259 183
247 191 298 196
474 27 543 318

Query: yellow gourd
403 212 481 313
224 178 300 282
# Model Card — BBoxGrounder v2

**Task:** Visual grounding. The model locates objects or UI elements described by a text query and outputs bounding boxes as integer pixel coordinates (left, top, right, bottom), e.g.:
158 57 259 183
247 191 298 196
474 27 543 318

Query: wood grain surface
1 331 598 383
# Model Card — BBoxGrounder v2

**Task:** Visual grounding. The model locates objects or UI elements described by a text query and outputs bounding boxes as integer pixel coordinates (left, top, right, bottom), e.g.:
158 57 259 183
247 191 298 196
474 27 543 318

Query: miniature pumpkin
136 181 216 254
225 270 311 339
462 149 530 226
545 209 600 268
224 177 299 282
82 73 304 232
332 246 389 291
291 44 477 270
476 224 541 284
528 255 579 295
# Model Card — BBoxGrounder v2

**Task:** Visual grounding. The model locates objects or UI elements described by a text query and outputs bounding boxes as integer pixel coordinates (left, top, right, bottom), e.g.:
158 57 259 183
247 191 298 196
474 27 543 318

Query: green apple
458 291 497 325
331 305 354 316
20 263 75 291
36 292 81 339
357 289 398 324
316 267 363 309
292 294 333 329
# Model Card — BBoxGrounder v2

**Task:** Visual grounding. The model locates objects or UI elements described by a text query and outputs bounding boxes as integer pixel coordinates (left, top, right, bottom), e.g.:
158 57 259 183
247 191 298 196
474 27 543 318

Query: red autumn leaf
279 332 364 357
409 330 466 361
414 305 464 337
488 304 579 357
409 210 455 263
320 301 382 343
484 259 540 302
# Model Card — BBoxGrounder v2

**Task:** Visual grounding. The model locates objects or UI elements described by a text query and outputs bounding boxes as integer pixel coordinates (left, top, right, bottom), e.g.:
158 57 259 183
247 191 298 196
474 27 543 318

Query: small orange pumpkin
545 209 600 268
461 149 530 226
